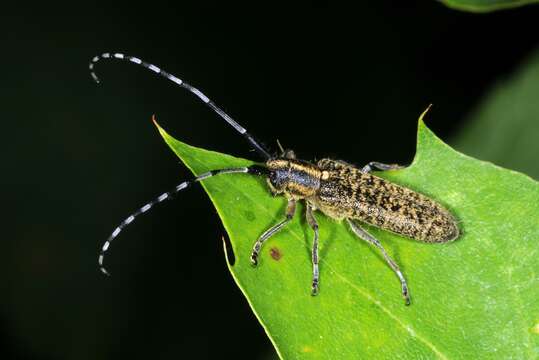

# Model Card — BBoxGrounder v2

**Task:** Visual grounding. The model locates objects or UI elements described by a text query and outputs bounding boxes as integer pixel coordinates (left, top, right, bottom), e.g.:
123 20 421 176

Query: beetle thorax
265 158 321 199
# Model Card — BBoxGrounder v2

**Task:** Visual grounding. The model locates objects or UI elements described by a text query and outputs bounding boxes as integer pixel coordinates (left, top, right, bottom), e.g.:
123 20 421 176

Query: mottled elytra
91 53 459 305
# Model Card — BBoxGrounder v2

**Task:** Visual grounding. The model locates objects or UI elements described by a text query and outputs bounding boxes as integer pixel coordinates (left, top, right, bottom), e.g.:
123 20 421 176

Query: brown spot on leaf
270 247 282 261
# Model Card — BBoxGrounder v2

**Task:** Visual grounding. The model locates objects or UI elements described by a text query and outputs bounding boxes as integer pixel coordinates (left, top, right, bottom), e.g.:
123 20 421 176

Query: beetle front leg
361 161 405 173
306 203 320 296
250 199 296 266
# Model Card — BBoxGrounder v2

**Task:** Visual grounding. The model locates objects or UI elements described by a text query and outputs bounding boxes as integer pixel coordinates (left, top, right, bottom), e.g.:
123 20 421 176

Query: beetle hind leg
347 219 410 305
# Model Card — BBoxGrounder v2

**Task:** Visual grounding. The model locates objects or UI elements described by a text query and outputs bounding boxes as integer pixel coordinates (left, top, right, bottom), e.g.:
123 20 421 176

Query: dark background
1 2 538 359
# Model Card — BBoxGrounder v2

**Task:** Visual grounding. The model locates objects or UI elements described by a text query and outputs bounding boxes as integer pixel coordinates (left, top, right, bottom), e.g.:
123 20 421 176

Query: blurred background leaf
440 0 539 12
158 118 539 359
452 49 539 180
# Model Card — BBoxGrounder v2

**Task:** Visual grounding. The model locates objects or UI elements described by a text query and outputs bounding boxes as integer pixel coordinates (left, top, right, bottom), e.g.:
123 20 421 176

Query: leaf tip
411 104 453 167
152 114 168 138
415 104 435 151
152 115 180 153
416 104 450 147
417 104 432 130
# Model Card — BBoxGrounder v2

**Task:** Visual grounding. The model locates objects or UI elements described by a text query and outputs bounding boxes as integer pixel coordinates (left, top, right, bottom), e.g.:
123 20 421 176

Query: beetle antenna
98 165 267 275
89 52 272 160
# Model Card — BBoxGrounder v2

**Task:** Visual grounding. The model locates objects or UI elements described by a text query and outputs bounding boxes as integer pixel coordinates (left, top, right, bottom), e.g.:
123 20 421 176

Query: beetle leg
361 161 404 174
347 219 410 305
306 203 320 295
250 199 296 266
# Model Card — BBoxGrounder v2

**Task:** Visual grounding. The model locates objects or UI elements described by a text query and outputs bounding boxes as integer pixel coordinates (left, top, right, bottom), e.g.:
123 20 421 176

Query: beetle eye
268 171 278 186
269 170 285 190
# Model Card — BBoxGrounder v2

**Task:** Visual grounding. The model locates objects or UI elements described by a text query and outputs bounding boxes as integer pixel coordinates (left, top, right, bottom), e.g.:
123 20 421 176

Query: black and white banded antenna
97 163 266 275
89 52 272 160
90 53 271 275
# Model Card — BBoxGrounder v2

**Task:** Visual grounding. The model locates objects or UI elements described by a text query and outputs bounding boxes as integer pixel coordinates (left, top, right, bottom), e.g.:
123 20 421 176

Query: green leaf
439 0 539 12
155 112 539 359
452 48 539 180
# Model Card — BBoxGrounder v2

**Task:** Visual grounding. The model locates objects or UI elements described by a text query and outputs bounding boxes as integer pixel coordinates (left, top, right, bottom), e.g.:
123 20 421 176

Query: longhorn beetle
91 53 460 305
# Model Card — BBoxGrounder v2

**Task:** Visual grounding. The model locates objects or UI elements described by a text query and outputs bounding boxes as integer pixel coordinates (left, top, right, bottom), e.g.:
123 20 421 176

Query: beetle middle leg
361 161 404 173
250 199 296 266
347 219 410 305
306 203 320 296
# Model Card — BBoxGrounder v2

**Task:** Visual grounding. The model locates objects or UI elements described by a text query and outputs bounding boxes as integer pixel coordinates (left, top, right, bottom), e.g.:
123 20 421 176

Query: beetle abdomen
313 159 459 243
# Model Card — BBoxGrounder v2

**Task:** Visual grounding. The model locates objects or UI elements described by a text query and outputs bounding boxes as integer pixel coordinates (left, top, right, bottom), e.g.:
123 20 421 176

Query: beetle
91 53 459 305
